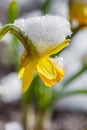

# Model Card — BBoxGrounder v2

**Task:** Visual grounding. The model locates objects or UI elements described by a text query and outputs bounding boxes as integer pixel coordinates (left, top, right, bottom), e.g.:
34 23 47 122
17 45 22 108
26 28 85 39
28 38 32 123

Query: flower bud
70 0 87 26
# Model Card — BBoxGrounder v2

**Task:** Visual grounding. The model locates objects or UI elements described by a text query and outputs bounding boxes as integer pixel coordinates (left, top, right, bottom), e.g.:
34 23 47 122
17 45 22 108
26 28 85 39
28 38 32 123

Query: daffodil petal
36 57 56 80
37 73 57 87
55 64 65 82
36 56 65 87
22 62 35 93
47 39 70 56
18 67 25 78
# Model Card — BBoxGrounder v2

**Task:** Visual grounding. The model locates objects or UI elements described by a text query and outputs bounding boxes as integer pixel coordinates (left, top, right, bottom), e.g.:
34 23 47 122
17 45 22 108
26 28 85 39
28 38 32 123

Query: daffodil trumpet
0 15 71 93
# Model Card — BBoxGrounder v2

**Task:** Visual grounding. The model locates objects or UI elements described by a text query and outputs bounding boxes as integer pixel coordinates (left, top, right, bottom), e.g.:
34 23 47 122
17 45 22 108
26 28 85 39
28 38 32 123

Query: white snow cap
14 15 71 54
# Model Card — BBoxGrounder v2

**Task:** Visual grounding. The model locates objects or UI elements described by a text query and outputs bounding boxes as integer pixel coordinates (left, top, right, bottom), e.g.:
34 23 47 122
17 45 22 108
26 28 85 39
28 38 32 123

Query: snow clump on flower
14 15 71 54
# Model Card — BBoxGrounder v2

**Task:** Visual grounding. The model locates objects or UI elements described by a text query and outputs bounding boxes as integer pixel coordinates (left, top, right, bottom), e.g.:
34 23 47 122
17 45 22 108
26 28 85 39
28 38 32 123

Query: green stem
11 36 20 72
62 65 87 89
0 24 28 50
71 25 86 37
22 91 29 130
34 110 44 130
22 104 29 130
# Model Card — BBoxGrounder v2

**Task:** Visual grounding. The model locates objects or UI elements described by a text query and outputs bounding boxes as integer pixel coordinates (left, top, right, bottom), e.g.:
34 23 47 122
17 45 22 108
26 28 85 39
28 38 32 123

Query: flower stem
42 0 52 15
71 25 86 38
22 105 28 130
34 110 45 130
0 24 28 50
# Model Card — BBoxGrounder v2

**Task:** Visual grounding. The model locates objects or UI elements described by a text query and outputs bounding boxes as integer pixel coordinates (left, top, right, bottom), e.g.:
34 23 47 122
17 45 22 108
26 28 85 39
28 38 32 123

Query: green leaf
62 65 87 89
8 0 19 23
59 89 87 100
52 89 87 103
42 0 52 14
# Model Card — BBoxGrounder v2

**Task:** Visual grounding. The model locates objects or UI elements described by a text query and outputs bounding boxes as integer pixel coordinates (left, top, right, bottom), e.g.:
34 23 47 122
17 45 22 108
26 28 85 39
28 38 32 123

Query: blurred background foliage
0 0 87 130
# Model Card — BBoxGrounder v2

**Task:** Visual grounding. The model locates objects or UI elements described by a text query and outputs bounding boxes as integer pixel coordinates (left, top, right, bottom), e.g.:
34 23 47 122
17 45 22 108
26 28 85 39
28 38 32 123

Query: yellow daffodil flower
0 15 71 93
70 0 87 25
19 40 69 93
14 15 71 93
